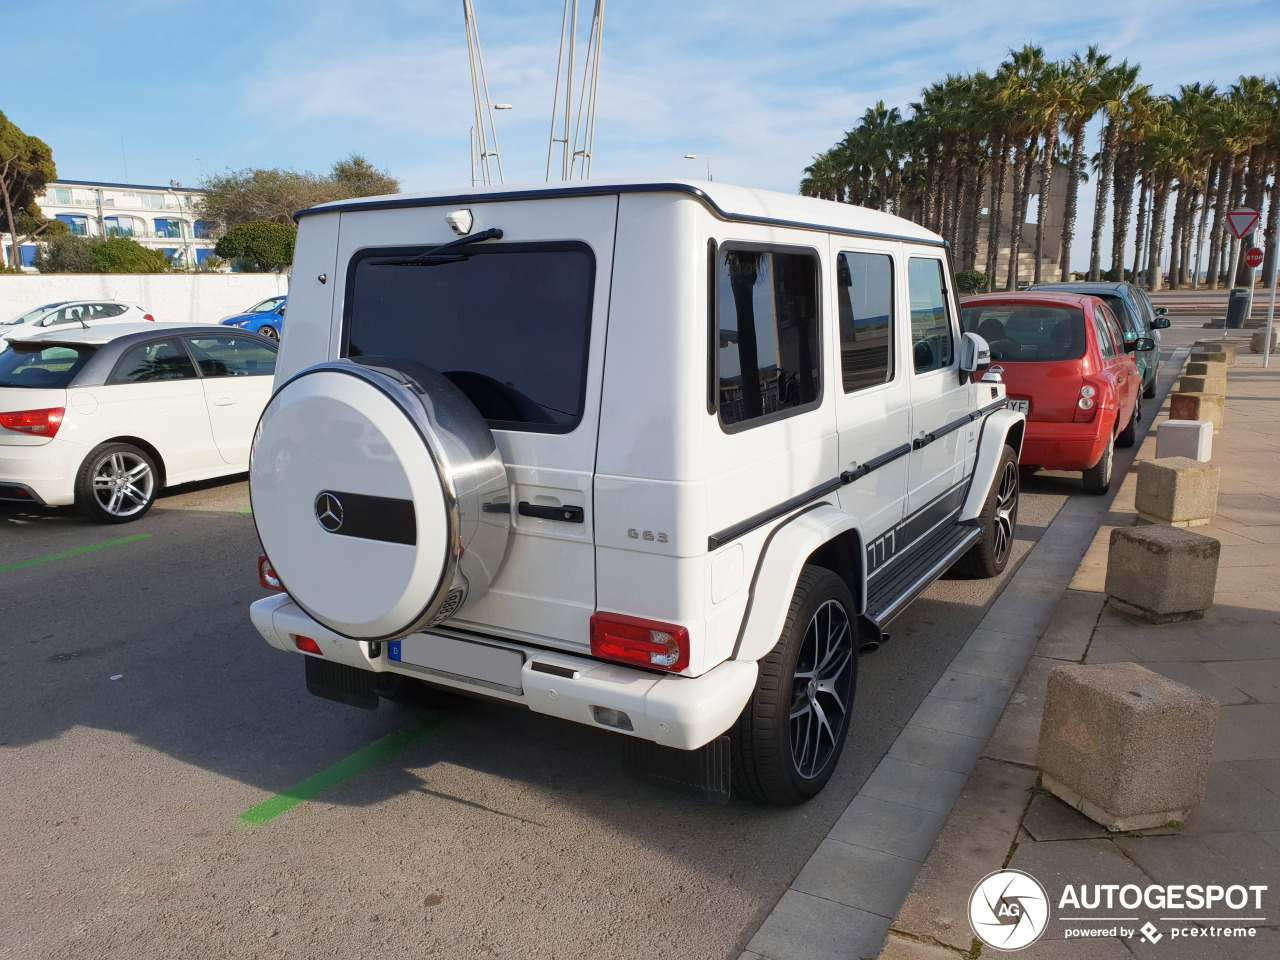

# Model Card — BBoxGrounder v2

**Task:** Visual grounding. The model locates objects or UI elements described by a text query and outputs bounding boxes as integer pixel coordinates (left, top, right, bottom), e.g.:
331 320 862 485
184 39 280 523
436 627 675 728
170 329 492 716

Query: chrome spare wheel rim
993 460 1018 565
791 599 855 780
92 452 154 517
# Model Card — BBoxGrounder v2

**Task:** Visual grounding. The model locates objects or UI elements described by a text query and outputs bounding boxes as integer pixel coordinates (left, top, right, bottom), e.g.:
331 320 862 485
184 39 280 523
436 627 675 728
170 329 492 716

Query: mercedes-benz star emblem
315 492 344 533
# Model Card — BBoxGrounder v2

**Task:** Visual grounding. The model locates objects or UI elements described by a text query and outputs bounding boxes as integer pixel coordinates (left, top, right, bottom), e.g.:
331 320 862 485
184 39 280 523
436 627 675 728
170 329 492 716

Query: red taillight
294 635 323 655
258 554 284 592
143 314 155 321
590 612 690 672
0 407 64 438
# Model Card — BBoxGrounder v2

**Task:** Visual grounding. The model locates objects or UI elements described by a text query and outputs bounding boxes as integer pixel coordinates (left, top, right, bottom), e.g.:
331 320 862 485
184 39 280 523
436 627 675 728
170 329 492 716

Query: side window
907 257 954 373
1095 307 1120 358
184 334 278 378
837 251 894 392
108 338 198 383
715 245 821 429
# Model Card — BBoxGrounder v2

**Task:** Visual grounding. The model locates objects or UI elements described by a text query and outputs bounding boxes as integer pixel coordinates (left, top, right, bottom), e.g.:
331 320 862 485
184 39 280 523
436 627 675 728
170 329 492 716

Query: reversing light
258 554 284 592
0 407 64 438
592 706 634 731
590 612 690 672
1077 396 1095 410
294 635 323 655
1074 381 1100 422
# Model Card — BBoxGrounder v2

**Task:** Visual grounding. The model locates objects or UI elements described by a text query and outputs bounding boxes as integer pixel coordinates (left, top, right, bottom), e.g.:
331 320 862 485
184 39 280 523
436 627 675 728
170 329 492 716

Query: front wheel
257 325 280 342
1082 432 1115 495
955 444 1019 578
733 567 858 806
75 442 159 523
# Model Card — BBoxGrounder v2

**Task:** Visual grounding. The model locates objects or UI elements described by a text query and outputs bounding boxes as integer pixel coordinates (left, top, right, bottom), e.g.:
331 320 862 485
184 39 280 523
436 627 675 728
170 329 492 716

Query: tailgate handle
519 502 584 524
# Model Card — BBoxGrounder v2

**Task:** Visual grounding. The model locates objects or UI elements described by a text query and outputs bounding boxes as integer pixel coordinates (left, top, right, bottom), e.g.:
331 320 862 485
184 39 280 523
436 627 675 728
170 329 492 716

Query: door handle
212 398 235 406
518 502 584 523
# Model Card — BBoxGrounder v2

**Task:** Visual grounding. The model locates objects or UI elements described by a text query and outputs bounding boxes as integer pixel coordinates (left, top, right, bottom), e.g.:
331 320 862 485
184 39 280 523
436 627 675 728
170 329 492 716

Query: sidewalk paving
879 346 1280 958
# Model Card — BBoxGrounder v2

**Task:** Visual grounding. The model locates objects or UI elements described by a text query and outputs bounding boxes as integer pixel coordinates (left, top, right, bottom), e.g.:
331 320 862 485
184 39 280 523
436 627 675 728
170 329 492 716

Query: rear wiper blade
370 227 503 267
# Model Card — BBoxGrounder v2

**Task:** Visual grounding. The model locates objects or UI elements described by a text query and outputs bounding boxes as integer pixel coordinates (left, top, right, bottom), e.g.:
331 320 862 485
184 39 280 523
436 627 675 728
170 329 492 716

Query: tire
733 566 858 806
257 325 279 341
75 442 159 523
954 444 1019 579
1116 396 1139 448
1143 378 1156 400
1082 431 1115 495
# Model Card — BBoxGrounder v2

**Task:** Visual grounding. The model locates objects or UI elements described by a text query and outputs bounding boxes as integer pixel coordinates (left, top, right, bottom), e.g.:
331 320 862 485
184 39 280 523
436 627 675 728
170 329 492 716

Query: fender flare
731 504 865 665
960 409 1026 521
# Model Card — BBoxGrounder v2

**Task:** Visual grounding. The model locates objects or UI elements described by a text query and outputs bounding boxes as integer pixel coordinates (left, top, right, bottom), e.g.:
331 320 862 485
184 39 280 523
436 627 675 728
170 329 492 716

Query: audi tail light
590 612 690 672
258 554 284 592
0 407 65 438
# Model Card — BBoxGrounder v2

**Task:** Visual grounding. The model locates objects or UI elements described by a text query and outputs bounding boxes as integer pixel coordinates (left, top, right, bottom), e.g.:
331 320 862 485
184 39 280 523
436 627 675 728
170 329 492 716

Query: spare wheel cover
250 360 509 640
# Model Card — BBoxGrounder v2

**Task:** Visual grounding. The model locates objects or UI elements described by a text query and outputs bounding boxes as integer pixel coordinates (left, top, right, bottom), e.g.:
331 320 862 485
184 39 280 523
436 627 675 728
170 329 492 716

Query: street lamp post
472 103 512 187
683 154 712 181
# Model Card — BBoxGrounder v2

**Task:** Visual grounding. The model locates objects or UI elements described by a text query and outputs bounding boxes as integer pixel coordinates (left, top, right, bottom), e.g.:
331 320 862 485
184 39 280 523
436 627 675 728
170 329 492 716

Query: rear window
344 242 594 433
961 304 1087 362
0 343 96 388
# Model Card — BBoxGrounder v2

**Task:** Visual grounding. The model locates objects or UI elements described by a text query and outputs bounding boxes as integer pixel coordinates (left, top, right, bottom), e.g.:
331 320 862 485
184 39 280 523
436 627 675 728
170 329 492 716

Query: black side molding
841 443 911 484
707 478 841 551
519 502 584 523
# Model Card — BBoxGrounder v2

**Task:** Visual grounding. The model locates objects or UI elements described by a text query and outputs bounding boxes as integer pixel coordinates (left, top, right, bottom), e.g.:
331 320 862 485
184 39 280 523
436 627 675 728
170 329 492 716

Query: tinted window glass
960 304 1087 362
346 243 594 432
1098 294 1138 336
907 258 954 373
716 245 821 428
1095 305 1123 358
184 334 277 377
0 343 95 388
249 298 284 314
837 252 894 392
108 338 198 383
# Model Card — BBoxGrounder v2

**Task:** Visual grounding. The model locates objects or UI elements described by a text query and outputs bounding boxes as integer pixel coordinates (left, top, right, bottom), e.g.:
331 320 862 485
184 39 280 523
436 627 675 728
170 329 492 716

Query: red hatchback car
960 293 1149 494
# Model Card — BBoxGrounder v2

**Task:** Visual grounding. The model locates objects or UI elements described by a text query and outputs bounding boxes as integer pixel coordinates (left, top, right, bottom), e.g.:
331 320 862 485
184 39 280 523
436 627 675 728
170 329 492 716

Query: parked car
220 295 286 341
1 300 156 345
246 179 1027 806
0 322 277 522
1026 281 1169 398
961 292 1148 494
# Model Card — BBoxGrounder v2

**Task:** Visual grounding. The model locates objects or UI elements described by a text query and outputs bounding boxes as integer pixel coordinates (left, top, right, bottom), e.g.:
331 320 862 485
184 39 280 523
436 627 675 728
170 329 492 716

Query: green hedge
214 221 296 271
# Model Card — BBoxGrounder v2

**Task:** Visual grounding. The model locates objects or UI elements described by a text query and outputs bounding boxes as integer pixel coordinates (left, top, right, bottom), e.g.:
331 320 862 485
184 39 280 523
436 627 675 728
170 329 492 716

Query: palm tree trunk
1059 121 1088 281
1132 171 1149 284
1192 160 1215 288
1035 125 1059 284
1007 139 1035 290
1230 156 1249 286
986 137 1009 291
950 151 967 250
1262 163 1280 290
1147 177 1171 293
1088 118 1119 280
1167 184 1185 290
960 142 983 271
1111 158 1134 280
1207 156 1230 290
1181 185 1198 286
1004 139 1027 290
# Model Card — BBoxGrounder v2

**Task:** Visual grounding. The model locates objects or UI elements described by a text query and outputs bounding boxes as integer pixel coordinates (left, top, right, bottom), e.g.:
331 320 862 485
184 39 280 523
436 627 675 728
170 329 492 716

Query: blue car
219 295 286 341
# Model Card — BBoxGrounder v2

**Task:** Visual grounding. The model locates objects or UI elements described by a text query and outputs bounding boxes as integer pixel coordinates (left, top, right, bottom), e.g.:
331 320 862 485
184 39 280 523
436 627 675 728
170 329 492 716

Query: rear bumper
250 594 757 751
1020 417 1112 471
0 439 80 506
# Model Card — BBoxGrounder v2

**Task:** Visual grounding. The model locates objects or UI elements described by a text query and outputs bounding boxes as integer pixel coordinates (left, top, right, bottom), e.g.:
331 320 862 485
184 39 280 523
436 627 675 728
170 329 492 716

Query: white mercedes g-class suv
248 180 1024 806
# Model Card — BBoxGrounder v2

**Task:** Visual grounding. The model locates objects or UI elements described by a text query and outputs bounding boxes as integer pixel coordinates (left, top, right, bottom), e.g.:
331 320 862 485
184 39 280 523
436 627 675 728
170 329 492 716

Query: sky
5 0 1279 269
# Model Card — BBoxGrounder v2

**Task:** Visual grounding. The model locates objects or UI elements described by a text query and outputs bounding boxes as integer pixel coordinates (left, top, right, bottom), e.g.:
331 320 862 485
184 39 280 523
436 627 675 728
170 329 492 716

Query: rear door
182 332 277 465
830 240 910 542
904 254 971 523
333 196 619 651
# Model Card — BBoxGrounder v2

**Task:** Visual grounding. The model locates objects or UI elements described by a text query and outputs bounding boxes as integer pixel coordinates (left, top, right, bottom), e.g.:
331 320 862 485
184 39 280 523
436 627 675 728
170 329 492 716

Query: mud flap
622 735 731 804
305 656 379 710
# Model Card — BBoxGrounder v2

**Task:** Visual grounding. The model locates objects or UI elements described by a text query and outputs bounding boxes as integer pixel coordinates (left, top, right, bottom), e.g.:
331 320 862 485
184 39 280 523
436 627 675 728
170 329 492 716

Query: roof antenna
463 0 506 186
546 0 605 181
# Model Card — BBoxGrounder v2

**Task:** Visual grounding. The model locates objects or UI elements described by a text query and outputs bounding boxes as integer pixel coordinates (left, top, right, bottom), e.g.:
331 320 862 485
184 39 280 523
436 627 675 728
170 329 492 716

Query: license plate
1007 399 1030 414
388 634 525 694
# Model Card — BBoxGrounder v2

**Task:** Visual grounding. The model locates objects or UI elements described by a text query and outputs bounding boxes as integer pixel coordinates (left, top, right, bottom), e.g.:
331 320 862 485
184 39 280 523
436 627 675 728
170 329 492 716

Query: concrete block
1169 392 1224 432
1191 350 1227 365
1251 329 1279 354
1037 662 1219 831
1155 419 1213 461
1184 360 1227 378
1105 525 1220 623
1135 456 1220 527
1178 375 1227 395
1194 340 1239 365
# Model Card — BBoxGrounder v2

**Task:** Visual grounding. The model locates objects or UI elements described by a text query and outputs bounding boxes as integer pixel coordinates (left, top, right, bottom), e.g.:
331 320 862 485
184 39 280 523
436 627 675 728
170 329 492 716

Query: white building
3 179 219 270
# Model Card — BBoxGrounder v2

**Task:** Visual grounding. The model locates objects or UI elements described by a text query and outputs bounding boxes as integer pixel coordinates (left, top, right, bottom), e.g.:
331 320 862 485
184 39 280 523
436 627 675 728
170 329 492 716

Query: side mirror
959 331 991 373
1126 337 1155 353
1151 317 1170 329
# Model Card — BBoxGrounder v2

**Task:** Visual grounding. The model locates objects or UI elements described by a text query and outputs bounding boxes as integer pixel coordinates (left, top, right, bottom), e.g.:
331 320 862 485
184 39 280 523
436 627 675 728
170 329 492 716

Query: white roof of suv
296 178 944 245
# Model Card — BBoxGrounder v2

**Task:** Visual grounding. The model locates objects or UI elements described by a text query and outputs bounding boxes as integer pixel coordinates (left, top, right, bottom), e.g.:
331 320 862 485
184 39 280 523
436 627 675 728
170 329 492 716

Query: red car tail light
294 635 323 655
0 407 65 438
258 554 284 592
143 314 155 322
1073 382 1099 423
590 612 690 672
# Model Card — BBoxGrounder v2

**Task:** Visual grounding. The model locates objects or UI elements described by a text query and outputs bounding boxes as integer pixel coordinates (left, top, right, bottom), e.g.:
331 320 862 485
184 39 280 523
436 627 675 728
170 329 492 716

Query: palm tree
1087 61 1140 280
999 45 1047 290
1058 46 1108 280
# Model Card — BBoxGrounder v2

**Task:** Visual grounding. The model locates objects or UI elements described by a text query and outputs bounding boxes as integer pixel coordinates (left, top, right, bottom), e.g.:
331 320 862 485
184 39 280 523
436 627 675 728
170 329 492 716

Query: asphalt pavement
0 457 1070 958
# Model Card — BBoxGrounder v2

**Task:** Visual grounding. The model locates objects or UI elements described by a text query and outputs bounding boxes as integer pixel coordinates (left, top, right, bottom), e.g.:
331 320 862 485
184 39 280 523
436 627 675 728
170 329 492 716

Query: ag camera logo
969 870 1050 951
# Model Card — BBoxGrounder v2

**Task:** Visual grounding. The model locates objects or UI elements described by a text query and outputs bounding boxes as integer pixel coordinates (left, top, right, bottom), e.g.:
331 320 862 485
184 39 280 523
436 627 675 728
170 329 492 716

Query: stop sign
1245 247 1264 269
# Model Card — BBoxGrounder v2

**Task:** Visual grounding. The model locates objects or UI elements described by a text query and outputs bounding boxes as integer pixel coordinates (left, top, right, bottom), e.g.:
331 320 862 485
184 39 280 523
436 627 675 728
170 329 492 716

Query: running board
864 524 981 629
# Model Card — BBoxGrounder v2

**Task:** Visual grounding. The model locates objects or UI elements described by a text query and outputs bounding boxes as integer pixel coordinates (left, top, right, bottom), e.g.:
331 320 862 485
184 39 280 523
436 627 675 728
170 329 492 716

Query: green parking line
239 716 446 825
235 507 253 514
0 533 151 574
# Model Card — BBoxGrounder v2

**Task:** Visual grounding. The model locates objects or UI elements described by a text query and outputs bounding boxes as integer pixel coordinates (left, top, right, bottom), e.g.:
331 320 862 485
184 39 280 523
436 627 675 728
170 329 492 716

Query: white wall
0 274 289 325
